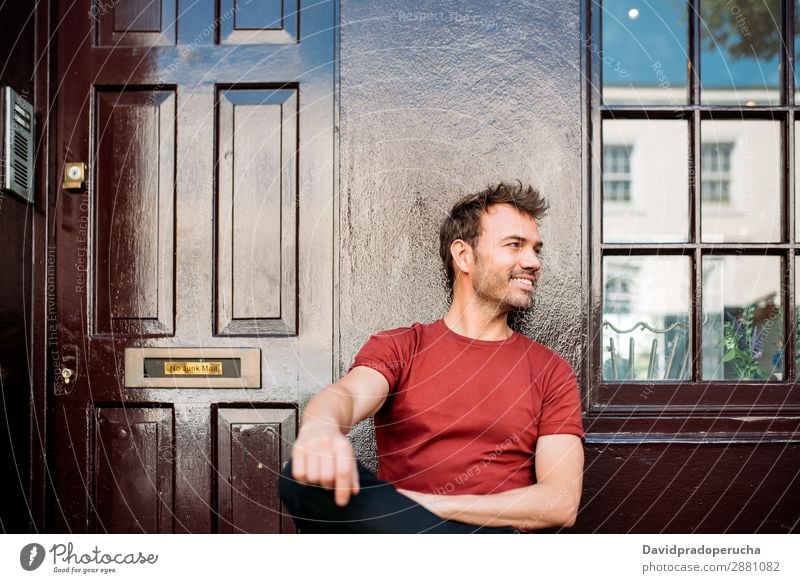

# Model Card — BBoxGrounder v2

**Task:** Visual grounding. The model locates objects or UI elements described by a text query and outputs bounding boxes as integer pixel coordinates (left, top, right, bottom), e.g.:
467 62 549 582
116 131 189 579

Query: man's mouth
511 277 534 291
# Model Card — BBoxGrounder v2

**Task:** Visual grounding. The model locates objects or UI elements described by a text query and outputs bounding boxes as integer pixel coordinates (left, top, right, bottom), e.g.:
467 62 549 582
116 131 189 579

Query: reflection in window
701 143 734 203
603 145 632 202
603 120 689 243
796 121 800 243
702 255 783 381
604 269 632 313
601 0 688 105
796 0 800 103
700 0 781 105
602 257 691 381
595 1 791 390
796 257 800 380
701 120 781 242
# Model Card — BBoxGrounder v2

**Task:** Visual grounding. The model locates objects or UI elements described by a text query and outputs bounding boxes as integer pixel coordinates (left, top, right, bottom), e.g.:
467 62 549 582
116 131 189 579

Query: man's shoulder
516 334 574 370
362 320 436 352
371 320 433 338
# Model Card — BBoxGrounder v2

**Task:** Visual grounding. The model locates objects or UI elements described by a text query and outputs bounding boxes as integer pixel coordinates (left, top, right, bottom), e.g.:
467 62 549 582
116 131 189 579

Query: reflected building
599 0 786 382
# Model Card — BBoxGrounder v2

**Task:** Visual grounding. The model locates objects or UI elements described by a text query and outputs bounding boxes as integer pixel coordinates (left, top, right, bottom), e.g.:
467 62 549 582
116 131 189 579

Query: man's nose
520 248 542 271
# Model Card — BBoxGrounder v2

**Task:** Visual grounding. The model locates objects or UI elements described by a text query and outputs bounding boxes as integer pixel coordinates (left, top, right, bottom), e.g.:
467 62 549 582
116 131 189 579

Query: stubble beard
473 269 534 313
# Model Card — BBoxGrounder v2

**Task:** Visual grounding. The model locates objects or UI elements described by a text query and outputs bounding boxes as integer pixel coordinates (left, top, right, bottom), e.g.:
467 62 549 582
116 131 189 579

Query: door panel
94 88 176 336
95 0 177 46
52 0 335 533
218 0 298 44
94 407 174 533
216 408 295 533
216 88 297 335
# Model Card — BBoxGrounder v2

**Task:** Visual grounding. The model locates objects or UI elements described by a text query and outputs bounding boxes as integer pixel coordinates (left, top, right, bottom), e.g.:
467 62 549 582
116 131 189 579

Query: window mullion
590 0 604 396
692 107 701 382
786 248 795 383
786 0 794 106
788 110 796 382
689 0 700 107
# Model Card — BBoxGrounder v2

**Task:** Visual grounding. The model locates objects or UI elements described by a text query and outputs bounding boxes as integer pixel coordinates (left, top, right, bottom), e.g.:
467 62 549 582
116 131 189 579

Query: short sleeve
347 328 412 392
537 354 585 443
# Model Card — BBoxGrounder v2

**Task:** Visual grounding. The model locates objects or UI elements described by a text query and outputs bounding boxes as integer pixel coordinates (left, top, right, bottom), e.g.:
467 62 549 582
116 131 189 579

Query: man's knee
278 458 334 512
278 458 346 532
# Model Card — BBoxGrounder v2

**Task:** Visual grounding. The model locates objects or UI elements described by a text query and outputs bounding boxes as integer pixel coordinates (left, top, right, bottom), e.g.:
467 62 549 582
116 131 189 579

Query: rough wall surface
338 1 583 465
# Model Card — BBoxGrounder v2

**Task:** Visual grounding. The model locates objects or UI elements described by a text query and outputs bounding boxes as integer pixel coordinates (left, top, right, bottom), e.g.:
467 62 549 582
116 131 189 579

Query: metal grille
1 86 34 203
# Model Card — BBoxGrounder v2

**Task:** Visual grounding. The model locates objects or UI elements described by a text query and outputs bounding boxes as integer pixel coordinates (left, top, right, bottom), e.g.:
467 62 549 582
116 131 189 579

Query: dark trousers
278 459 518 534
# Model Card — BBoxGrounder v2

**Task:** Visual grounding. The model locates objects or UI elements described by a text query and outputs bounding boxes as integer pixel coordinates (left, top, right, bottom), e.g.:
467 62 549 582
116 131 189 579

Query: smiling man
279 182 585 533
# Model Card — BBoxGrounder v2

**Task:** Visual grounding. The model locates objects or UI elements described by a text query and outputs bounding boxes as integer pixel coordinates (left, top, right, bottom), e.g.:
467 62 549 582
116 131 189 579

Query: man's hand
290 422 360 507
288 366 390 507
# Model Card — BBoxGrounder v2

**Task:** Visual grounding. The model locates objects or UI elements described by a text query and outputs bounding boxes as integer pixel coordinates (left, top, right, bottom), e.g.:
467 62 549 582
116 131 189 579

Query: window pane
601 0 688 105
602 256 691 381
796 257 800 380
796 0 800 103
603 120 689 242
700 120 781 243
700 0 781 106
702 255 783 381
796 121 800 242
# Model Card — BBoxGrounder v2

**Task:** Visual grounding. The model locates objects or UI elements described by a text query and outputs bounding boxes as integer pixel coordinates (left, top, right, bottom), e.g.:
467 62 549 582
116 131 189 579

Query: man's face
468 204 543 312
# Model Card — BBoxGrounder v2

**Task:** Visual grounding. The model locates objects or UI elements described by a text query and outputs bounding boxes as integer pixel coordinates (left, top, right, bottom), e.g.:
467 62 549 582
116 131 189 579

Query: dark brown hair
439 181 549 294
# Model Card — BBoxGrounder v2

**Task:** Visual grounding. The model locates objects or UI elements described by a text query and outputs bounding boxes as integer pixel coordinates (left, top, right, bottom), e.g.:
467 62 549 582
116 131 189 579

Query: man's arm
399 434 584 531
290 366 390 507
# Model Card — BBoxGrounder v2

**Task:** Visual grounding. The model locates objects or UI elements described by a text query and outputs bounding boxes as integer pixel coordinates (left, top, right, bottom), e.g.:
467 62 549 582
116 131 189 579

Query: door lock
56 349 78 396
62 162 86 190
61 367 74 385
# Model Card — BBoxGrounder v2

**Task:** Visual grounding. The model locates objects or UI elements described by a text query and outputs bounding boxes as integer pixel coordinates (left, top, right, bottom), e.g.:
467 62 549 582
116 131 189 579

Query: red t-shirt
348 319 584 495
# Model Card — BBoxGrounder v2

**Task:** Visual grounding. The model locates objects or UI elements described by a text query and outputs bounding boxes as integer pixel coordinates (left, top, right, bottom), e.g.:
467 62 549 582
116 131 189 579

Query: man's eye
508 242 520 247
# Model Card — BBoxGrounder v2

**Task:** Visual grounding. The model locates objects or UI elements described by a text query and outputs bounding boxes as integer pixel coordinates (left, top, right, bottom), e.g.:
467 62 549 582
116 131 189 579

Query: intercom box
0 86 35 203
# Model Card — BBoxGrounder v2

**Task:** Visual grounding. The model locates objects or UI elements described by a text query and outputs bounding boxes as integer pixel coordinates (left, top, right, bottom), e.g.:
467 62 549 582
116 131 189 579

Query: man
278 182 585 533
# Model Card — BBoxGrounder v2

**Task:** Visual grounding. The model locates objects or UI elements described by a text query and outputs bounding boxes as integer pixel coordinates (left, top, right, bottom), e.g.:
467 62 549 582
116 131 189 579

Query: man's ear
450 239 475 277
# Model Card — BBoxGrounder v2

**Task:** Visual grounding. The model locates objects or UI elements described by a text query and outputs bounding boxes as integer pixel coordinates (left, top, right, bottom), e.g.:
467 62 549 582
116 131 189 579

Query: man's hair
438 181 549 294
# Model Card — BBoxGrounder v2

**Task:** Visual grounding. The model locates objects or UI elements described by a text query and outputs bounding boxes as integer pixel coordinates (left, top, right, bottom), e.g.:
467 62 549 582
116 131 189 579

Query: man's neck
443 297 512 341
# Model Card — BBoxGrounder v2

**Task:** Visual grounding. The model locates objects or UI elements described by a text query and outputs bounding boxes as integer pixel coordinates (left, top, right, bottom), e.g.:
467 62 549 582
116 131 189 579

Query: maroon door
51 0 335 533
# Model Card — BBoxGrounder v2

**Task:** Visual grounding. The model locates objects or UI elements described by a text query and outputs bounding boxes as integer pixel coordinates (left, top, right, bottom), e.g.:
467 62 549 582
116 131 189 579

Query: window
603 144 632 202
701 142 733 203
589 0 798 411
602 257 690 381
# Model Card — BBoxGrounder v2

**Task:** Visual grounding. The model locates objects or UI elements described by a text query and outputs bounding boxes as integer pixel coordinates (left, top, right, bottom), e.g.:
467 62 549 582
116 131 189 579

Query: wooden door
51 0 335 533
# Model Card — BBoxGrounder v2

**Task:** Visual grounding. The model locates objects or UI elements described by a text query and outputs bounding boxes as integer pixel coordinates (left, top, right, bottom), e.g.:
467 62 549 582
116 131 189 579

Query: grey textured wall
337 0 584 465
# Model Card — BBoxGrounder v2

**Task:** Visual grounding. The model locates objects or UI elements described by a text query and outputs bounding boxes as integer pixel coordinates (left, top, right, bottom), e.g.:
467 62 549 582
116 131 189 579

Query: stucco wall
338 0 584 465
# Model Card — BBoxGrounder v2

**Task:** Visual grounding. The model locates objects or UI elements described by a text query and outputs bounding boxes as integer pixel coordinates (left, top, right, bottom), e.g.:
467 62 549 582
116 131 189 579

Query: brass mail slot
125 348 260 388
164 361 223 375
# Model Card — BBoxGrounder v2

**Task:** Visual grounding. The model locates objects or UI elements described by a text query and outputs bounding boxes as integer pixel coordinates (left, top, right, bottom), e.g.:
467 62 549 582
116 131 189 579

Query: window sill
593 381 800 412
583 412 800 443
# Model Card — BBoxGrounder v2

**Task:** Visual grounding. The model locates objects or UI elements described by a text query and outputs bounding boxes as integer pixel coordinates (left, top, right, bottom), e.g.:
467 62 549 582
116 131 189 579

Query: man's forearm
427 482 579 531
300 384 356 435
